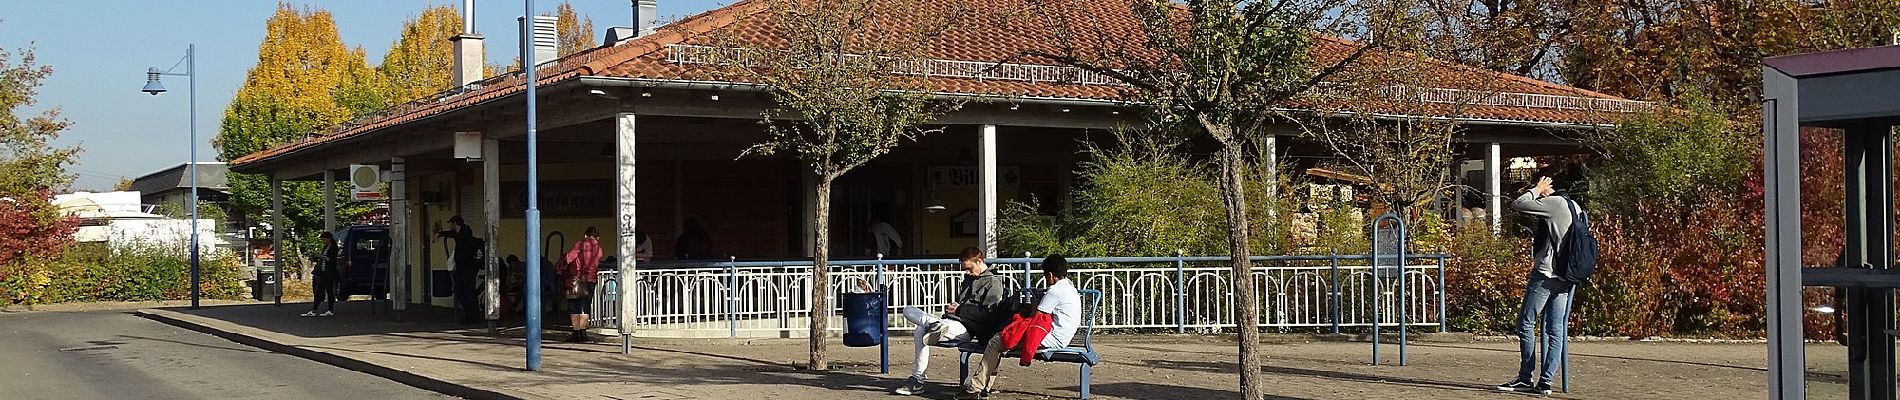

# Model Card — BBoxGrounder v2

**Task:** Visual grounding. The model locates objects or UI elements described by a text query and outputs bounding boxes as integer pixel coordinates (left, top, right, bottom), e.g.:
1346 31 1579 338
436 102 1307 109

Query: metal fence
597 254 1446 337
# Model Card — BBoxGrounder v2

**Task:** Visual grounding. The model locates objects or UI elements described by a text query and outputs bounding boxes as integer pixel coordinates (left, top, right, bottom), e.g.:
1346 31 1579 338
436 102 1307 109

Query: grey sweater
1511 191 1574 278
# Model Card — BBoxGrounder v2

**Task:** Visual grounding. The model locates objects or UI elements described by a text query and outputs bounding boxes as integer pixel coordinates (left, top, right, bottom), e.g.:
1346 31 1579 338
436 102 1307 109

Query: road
0 309 450 400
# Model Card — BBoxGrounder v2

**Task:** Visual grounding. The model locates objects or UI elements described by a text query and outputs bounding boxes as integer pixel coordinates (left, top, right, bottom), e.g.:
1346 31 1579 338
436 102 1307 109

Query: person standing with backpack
1497 175 1593 395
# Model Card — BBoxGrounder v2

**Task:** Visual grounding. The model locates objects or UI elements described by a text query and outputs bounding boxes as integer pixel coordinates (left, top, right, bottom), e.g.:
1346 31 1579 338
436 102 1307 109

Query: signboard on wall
501 179 614 218
927 166 1020 188
350 164 384 201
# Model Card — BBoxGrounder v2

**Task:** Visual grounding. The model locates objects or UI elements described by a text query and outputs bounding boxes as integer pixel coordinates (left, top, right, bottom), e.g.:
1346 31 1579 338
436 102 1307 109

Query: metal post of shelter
1761 45 1900 400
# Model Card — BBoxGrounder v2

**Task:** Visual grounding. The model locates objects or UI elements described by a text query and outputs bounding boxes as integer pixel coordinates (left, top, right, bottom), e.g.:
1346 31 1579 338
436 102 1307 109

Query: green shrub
1 242 245 305
996 133 1296 258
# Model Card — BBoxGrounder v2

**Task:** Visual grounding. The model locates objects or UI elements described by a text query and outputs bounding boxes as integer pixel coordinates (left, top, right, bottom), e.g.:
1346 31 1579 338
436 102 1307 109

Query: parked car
335 225 391 298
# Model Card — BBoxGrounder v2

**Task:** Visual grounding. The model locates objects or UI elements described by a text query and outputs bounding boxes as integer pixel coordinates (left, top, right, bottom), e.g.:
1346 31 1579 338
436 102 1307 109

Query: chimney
450 0 484 87
636 0 658 36
605 1 659 44
522 15 558 67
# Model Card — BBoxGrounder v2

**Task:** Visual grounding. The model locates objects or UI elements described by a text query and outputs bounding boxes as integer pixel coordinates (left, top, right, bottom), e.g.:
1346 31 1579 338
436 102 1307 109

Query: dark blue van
335 225 391 298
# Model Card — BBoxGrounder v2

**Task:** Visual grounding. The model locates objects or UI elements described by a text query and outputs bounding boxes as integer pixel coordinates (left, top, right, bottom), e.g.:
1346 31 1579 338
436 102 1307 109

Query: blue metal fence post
1563 293 1574 393
1175 250 1186 334
878 254 888 375
1397 218 1408 367
727 256 738 338
1023 252 1034 290
1330 250 1340 335
1371 225 1381 365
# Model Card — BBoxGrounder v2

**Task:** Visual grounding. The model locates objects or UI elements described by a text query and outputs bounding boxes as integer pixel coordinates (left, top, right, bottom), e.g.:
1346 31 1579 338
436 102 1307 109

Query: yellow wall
403 162 623 307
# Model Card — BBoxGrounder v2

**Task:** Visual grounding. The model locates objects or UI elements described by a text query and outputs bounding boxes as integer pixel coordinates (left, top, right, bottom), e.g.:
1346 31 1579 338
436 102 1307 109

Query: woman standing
302 232 340 317
562 227 604 342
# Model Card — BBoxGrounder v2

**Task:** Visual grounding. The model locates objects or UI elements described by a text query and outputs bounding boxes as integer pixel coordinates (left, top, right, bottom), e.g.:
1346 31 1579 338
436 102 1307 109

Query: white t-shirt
1037 278 1083 349
870 222 903 256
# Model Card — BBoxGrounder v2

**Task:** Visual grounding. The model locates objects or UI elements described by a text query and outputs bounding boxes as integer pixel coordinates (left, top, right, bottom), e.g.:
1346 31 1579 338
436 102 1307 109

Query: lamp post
141 44 200 310
522 0 544 372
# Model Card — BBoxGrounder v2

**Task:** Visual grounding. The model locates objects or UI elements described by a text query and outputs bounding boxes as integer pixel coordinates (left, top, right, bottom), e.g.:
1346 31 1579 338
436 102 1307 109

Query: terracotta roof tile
234 0 1636 168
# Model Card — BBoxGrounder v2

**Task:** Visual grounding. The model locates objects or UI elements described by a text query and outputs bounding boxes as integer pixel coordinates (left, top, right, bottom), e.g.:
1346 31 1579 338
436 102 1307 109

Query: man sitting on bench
893 246 1013 396
959 255 1081 399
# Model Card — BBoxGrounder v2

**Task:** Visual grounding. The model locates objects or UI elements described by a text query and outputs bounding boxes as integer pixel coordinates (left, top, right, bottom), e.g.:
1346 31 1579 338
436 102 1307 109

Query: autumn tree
713 0 964 371
1302 5 1496 216
0 34 79 270
553 1 597 56
216 4 379 256
1029 0 1446 396
379 5 464 104
113 177 134 191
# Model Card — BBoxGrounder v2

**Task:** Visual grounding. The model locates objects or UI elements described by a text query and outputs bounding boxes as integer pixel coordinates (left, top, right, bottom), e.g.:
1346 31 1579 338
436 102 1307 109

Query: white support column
323 170 336 233
482 139 501 322
390 158 409 312
270 178 285 305
977 124 999 257
614 113 638 349
1485 142 1503 233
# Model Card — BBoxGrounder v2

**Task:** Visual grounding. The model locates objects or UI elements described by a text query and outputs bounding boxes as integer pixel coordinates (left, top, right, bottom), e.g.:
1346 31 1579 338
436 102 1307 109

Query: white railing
609 254 1445 337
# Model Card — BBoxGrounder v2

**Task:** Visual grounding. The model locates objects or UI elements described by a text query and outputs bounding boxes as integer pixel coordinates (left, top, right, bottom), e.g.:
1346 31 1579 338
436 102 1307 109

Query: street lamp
142 44 200 310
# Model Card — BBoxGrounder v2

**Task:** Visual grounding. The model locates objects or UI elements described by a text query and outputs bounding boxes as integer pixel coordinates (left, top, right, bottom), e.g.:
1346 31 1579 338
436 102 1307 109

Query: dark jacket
949 268 1013 341
317 240 340 278
442 224 482 269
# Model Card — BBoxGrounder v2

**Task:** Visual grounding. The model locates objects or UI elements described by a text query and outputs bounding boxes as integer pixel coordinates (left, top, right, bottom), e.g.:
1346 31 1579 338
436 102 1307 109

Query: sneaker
892 376 926 395
1495 380 1535 393
319 310 335 317
1531 381 1553 395
300 310 318 317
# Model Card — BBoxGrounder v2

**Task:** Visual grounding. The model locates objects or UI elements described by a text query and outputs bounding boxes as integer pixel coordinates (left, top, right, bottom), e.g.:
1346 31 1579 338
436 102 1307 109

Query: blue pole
877 254 888 375
185 43 200 310
1397 218 1407 367
1023 252 1033 290
1330 250 1339 335
521 3 544 371
1563 293 1574 392
728 256 738 338
1371 224 1380 366
1175 250 1185 334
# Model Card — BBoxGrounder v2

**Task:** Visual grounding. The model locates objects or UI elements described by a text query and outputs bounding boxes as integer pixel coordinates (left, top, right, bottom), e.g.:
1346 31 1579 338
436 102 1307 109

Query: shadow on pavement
1083 382 1309 400
1139 359 1488 394
159 301 528 339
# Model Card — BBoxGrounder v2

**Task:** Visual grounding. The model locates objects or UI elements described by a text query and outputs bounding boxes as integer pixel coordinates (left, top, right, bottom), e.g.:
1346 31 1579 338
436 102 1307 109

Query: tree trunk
1215 135 1261 400
809 176 832 371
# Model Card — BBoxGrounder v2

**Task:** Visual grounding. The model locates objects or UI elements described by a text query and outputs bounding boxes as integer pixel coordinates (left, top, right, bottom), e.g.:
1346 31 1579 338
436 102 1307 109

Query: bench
935 288 1103 399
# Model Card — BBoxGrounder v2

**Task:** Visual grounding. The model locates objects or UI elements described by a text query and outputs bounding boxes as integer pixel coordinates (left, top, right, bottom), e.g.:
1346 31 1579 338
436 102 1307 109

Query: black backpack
1554 200 1599 284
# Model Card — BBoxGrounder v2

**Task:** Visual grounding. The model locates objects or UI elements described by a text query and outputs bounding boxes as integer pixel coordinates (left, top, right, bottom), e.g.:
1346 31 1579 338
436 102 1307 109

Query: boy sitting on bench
893 247 1014 396
959 255 1081 399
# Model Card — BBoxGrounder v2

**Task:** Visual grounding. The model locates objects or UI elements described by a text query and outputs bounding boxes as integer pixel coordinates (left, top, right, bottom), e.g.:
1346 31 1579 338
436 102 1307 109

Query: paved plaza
113 301 1855 399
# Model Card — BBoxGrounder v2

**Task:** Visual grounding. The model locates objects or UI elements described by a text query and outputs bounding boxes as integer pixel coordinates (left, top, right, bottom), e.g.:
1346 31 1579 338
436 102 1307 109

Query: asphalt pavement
0 309 451 400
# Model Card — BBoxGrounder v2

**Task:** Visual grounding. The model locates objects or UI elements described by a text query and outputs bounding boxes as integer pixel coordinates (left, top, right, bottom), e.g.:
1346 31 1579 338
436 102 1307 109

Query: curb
134 309 526 400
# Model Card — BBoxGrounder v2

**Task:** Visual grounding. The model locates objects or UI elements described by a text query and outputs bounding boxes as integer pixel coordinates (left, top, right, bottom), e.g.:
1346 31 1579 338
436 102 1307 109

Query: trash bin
252 270 279 301
841 286 888 348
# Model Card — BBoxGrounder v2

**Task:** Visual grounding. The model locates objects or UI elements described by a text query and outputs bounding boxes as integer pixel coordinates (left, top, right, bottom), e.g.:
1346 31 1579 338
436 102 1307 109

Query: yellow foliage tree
216 3 380 257
553 1 596 56
379 5 464 103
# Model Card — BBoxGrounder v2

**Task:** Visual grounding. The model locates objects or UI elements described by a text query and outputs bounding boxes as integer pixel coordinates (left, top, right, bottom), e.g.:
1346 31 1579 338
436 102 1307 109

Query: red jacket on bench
999 312 1054 366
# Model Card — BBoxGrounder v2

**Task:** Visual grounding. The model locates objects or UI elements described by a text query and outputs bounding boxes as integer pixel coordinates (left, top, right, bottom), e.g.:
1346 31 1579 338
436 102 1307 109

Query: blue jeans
1515 274 1573 384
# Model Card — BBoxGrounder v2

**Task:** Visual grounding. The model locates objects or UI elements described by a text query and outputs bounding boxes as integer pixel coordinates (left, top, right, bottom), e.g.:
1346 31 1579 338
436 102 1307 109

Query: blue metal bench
937 288 1103 399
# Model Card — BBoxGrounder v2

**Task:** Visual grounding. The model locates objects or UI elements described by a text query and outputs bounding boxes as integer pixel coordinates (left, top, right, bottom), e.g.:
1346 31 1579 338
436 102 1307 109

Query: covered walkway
227 0 1643 342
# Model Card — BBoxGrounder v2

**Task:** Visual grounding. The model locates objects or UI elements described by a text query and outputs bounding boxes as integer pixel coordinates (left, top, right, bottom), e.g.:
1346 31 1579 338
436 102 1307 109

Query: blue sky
0 1 728 191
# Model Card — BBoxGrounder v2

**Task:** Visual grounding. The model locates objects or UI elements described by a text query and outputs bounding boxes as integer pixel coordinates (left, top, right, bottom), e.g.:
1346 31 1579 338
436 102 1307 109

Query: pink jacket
563 237 603 284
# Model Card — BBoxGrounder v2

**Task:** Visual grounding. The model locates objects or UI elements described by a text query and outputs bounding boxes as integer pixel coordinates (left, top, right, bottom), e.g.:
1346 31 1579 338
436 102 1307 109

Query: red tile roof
233 0 1639 168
